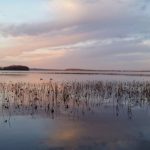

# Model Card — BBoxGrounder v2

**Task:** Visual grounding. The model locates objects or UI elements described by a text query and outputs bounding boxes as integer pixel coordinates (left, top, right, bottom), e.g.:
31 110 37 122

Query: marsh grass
0 80 150 120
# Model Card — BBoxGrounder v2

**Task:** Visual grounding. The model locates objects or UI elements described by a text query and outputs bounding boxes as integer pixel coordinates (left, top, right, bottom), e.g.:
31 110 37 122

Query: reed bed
0 80 150 119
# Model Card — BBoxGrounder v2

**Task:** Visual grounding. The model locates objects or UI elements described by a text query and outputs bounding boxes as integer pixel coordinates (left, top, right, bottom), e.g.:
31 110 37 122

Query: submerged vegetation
0 80 150 120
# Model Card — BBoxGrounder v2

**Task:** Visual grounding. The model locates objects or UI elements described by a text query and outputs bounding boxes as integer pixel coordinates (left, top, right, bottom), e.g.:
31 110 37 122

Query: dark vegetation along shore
0 65 30 71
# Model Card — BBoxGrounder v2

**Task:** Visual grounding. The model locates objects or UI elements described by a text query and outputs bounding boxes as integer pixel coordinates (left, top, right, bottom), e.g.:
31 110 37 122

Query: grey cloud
1 12 150 40
0 0 150 40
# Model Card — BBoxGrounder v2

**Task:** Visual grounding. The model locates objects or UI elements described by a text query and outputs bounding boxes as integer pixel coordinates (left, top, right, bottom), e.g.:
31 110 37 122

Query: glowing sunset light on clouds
0 0 150 69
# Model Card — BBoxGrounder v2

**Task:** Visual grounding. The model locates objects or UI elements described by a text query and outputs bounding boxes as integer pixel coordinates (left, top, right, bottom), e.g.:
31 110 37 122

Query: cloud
0 0 150 69
1 0 150 38
140 39 150 47
1 48 67 67
0 0 137 36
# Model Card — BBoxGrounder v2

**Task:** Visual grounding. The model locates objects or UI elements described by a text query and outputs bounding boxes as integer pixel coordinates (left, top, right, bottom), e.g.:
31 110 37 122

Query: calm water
0 71 150 82
0 71 150 150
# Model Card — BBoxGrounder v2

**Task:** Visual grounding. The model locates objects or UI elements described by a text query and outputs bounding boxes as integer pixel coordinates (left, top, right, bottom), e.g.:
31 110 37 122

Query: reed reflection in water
0 80 150 120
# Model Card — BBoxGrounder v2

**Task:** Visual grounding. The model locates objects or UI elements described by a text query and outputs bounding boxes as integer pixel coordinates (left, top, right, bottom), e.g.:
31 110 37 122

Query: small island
0 65 30 71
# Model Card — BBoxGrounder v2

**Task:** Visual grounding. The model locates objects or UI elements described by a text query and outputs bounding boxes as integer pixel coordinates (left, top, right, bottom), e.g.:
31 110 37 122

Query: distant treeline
65 68 150 72
0 65 30 71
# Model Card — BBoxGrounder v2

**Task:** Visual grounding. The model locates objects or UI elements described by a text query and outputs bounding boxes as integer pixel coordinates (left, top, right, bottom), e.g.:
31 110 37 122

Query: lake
0 71 150 150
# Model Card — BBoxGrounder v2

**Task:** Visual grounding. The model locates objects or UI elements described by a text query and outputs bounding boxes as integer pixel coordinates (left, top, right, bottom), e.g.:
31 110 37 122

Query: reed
0 80 150 119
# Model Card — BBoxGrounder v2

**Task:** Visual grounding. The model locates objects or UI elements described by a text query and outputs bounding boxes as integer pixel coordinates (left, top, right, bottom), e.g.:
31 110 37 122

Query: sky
0 0 150 70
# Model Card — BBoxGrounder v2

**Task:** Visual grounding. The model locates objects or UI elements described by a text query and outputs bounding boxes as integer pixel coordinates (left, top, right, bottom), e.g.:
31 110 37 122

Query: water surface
0 71 150 150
